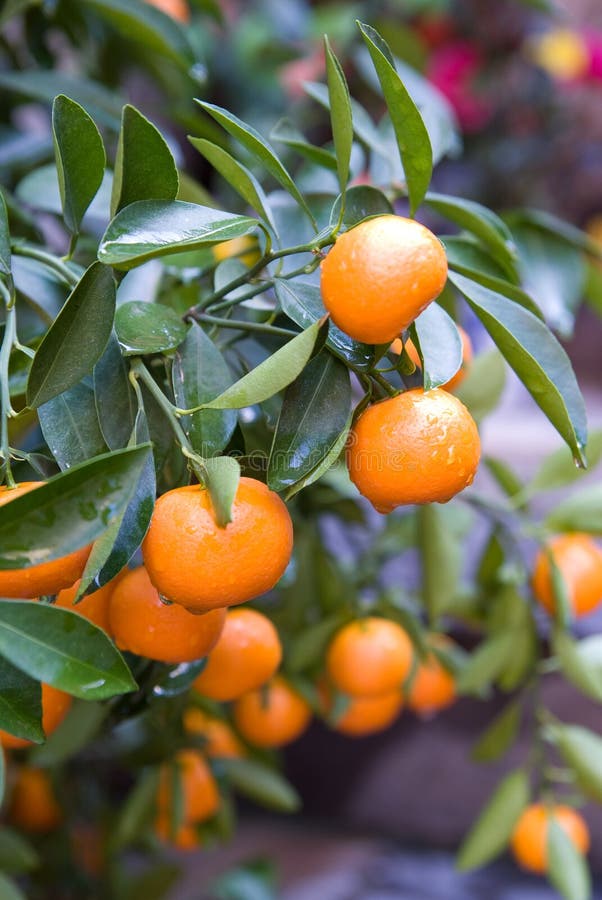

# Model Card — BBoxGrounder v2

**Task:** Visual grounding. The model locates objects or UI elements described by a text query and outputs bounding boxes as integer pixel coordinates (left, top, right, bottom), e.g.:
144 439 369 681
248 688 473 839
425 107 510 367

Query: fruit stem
128 359 195 459
0 284 17 487
11 244 79 288
370 370 398 397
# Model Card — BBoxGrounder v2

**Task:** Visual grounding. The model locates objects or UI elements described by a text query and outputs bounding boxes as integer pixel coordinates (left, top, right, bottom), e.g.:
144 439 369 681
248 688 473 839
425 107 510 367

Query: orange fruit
406 637 456 715
55 572 125 634
193 608 282 702
346 388 481 512
532 534 602 618
142 478 293 612
0 682 72 749
145 0 190 23
155 812 199 851
320 215 448 344
511 803 590 873
322 687 403 737
157 749 220 825
9 767 62 832
233 676 311 748
392 325 473 392
109 566 226 664
326 617 413 698
0 482 90 598
213 235 261 267
184 708 246 759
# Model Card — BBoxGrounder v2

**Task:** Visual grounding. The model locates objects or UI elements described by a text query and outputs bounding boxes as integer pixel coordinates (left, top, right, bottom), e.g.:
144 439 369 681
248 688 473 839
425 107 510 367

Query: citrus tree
1 10 602 900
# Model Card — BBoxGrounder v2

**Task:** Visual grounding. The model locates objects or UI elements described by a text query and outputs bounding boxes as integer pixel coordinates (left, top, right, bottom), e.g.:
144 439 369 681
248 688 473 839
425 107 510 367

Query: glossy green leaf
172 322 237 457
554 630 602 702
0 658 43 744
472 701 522 763
429 194 518 279
204 320 326 410
547 820 591 900
220 758 301 813
112 105 179 217
329 184 394 229
545 484 602 535
94 332 138 449
0 601 136 699
188 138 276 231
287 613 349 674
12 256 67 324
115 301 188 355
456 769 529 871
39 382 108 470
507 207 602 261
0 829 38 875
456 633 516 695
196 101 316 227
0 874 27 900
52 95 105 236
528 431 602 495
0 445 151 568
268 352 351 492
324 36 353 195
303 81 386 157
202 456 241 528
285 415 352 500
552 724 602 803
30 701 108 766
410 303 462 390
275 279 373 371
27 262 116 408
0 192 10 275
270 119 338 171
454 349 506 423
446 247 544 320
81 0 194 66
98 200 258 270
358 22 432 215
417 504 461 622
450 272 587 464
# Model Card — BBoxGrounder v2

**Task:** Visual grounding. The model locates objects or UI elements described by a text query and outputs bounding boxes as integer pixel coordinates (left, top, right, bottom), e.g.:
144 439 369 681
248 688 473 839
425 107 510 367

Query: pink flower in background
584 31 602 80
427 41 493 133
280 47 325 100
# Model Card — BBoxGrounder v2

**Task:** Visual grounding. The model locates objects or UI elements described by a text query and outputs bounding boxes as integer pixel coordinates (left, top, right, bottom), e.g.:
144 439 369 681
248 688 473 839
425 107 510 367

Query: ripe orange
213 235 261 267
193 608 282 701
320 215 448 344
232 677 311 748
346 388 481 512
109 567 226 664
155 812 199 850
406 637 456 715
511 804 590 873
184 708 246 759
145 0 190 23
322 687 404 737
0 482 90 598
326 617 413 698
0 682 72 749
392 325 473 392
142 478 293 612
9 767 62 832
157 749 219 825
532 534 602 618
55 572 125 634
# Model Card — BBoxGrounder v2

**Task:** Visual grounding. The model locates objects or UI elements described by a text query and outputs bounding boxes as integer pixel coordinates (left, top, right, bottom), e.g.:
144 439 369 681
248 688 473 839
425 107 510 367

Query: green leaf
268 351 351 493
528 431 602 495
483 457 524 502
552 724 602 803
0 192 11 275
30 701 108 766
275 279 373 371
0 71 124 131
329 184 394 229
472 701 522 763
172 322 237 457
545 484 602 534
507 207 602 261
324 36 353 196
0 829 38 875
270 119 338 172
0 445 151 568
456 769 529 871
0 657 43 744
429 194 518 279
553 630 602 702
547 819 592 900
94 332 138 449
456 633 517 695
450 272 587 464
98 200 258 270
283 415 352 500
417 504 460 622
0 601 136 699
114 301 188 355
0 0 39 27
112 105 179 217
81 0 194 66
196 101 316 227
202 456 241 528
188 138 276 231
110 769 160 851
0 874 27 900
220 758 301 813
358 22 432 215
204 320 326 410
287 613 349 674
454 349 506 423
26 262 116 408
303 81 386 157
38 382 108 470
52 95 105 237
410 304 462 391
